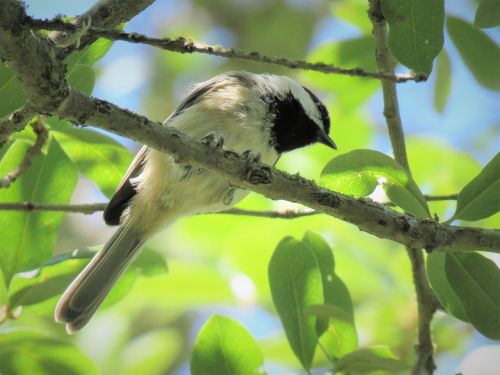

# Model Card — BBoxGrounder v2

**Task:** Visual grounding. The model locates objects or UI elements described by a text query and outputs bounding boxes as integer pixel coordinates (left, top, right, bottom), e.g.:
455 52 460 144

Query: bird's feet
241 149 262 164
202 132 224 150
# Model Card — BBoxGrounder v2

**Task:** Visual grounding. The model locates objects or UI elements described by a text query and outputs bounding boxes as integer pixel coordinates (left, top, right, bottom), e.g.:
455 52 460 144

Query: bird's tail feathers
55 224 143 333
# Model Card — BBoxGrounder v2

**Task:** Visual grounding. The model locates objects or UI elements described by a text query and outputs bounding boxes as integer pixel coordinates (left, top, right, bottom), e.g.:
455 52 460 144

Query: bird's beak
317 129 337 150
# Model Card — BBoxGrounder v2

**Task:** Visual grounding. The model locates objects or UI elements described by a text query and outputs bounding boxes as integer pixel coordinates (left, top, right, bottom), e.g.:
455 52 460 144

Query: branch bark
27 18 419 83
369 1 437 374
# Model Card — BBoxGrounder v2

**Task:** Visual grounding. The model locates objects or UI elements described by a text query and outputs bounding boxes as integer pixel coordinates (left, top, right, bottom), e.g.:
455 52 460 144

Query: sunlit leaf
447 16 500 91
0 139 78 283
381 0 444 76
305 304 358 359
450 153 500 222
64 37 115 70
334 346 411 373
268 237 323 370
426 253 468 322
331 1 372 33
50 117 133 197
446 253 500 339
67 64 95 96
190 314 266 375
0 62 27 119
474 0 500 28
433 50 452 113
0 329 97 375
320 149 430 218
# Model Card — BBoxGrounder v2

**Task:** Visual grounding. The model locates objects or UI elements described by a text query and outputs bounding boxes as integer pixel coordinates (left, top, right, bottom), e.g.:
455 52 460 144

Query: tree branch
50 0 155 50
0 194 459 215
0 104 36 145
368 2 437 374
26 17 420 83
0 117 48 188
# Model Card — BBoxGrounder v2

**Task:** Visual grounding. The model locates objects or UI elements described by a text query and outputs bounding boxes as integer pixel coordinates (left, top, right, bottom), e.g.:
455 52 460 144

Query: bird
55 71 336 333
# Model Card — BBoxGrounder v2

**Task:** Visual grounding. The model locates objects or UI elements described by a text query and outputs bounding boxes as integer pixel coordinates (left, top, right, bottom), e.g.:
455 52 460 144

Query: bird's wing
103 145 149 225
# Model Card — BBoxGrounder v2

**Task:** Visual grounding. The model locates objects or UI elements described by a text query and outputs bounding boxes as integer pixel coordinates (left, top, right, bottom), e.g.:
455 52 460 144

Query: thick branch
27 18 419 83
50 0 155 50
57 90 500 254
369 2 437 374
0 104 36 145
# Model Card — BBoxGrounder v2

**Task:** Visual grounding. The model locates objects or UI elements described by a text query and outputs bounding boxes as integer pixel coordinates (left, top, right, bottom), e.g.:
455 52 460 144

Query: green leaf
426 253 468 322
64 37 115 70
445 253 500 339
0 62 27 119
381 0 445 76
334 346 411 373
450 153 500 222
0 139 78 283
474 0 500 28
320 149 430 218
331 1 372 33
67 64 95 96
0 329 97 375
50 118 133 197
433 50 452 113
302 232 357 358
447 16 500 92
268 237 323 370
190 314 266 375
305 304 358 360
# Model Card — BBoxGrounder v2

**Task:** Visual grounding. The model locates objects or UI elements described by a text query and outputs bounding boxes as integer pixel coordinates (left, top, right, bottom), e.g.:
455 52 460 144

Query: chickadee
55 71 336 333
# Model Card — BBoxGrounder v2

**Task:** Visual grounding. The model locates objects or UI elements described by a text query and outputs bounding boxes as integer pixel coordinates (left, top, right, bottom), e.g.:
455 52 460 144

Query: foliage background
0 0 499 374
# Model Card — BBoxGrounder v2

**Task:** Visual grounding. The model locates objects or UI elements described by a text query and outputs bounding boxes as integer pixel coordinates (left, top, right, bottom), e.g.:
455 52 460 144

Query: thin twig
0 194 459 215
368 1 437 374
0 202 107 214
25 17 422 83
0 117 48 188
0 104 36 145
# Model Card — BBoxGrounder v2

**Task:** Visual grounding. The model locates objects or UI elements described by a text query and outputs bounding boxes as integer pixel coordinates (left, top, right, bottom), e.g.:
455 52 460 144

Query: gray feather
55 225 143 333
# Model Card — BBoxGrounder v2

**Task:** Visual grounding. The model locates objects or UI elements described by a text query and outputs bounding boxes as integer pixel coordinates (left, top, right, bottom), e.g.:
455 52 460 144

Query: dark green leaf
50 118 133 197
474 0 500 28
433 50 452 113
67 64 95 96
268 237 323 370
426 253 468 322
334 346 411 373
446 253 500 339
190 314 266 375
0 330 97 375
305 304 358 359
381 0 444 76
450 153 500 221
302 232 357 358
0 139 78 283
0 62 27 119
447 16 500 91
320 150 430 218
